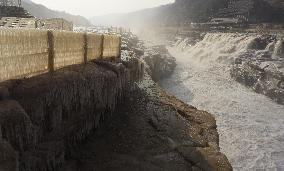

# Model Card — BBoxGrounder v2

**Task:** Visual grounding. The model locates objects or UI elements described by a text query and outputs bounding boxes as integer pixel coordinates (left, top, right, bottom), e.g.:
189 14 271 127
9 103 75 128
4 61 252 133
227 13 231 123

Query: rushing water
159 33 284 171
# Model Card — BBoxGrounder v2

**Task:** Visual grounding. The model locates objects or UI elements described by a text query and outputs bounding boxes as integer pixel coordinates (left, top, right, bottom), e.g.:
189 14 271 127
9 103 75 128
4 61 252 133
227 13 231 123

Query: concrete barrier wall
0 29 49 81
103 35 121 58
53 31 85 69
0 29 121 82
86 33 103 61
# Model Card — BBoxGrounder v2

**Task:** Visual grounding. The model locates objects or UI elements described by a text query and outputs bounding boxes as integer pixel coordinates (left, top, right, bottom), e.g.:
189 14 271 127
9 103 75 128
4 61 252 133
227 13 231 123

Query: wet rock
143 45 177 81
121 33 177 81
121 43 130 51
231 61 284 104
133 47 144 56
247 35 276 50
231 35 284 105
121 32 140 50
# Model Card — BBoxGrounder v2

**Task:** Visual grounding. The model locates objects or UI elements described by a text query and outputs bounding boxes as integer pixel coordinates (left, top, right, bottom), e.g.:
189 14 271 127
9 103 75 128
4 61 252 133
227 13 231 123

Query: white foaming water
160 33 284 171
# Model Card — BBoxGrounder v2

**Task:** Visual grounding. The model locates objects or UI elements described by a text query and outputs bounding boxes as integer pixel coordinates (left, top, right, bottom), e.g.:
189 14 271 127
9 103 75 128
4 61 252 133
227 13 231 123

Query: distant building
191 16 248 30
0 0 21 7
215 0 284 23
0 0 73 30
0 0 36 28
0 17 36 28
38 18 73 31
215 0 253 22
210 17 245 24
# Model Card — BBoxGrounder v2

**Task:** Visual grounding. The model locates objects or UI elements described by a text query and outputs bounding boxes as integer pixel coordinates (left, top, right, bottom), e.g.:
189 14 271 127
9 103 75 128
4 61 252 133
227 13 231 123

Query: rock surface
231 35 284 104
61 73 232 171
121 32 177 82
0 58 143 171
143 45 177 81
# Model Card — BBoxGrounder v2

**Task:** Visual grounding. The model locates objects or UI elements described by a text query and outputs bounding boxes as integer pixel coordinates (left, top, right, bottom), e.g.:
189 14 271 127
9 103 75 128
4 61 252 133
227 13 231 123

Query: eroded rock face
121 32 177 82
143 45 177 81
121 32 140 51
0 59 143 171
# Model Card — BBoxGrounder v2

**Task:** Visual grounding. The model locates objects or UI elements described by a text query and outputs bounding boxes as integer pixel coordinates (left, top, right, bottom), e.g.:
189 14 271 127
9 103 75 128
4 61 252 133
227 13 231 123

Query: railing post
100 35 104 59
83 33 88 64
47 30 54 73
118 36 122 58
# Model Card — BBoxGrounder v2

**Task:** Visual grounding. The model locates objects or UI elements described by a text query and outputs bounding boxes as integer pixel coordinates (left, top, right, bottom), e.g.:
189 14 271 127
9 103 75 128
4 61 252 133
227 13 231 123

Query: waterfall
160 32 284 171
174 33 283 67
274 40 284 58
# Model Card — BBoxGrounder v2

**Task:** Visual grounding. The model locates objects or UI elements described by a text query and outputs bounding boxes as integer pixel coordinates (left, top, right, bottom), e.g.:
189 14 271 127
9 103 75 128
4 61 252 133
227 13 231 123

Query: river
158 33 284 171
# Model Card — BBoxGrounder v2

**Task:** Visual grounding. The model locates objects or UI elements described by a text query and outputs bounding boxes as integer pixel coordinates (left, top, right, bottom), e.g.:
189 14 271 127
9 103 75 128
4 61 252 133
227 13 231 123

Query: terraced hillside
91 0 284 27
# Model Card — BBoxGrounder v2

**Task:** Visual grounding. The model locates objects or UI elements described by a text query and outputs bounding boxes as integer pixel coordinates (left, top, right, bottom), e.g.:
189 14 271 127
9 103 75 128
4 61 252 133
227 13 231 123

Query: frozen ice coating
0 59 144 170
160 33 284 171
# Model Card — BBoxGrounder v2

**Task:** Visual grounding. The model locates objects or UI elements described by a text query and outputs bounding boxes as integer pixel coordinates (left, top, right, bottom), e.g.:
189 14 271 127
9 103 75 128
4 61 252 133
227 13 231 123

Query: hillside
22 0 91 26
91 0 284 27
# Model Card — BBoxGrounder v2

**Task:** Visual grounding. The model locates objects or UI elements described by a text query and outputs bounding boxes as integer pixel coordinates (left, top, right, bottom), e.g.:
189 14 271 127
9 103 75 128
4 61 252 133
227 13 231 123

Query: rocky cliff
121 32 177 82
143 45 177 81
61 72 232 171
0 58 143 171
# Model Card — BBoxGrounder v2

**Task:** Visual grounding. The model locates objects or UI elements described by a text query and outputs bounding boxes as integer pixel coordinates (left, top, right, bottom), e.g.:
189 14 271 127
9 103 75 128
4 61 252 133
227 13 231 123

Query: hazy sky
30 0 175 18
